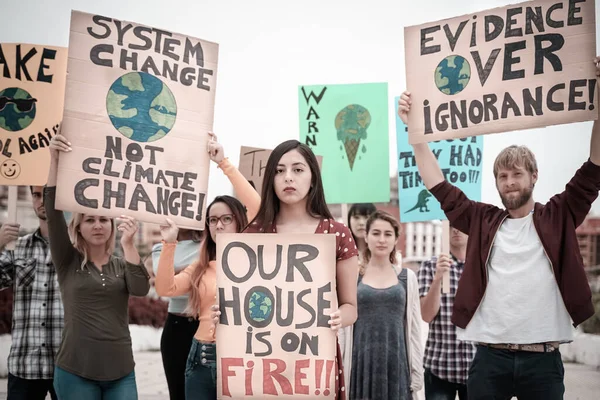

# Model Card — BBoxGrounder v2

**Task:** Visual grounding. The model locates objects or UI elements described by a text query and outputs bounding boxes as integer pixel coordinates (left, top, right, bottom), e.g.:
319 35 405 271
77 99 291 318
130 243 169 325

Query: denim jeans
53 366 137 400
424 369 468 400
185 339 217 400
467 345 565 400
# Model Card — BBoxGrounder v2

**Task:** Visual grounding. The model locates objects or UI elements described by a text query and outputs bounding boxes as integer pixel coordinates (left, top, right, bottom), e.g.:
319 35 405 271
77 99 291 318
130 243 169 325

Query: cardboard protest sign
239 146 323 195
216 233 338 399
0 43 67 185
298 83 390 204
395 97 483 222
55 11 218 228
404 0 597 144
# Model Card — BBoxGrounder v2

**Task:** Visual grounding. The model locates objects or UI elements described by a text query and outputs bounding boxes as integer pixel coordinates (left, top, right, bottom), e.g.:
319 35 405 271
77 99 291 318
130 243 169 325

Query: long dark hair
186 195 248 317
347 203 377 244
250 140 332 231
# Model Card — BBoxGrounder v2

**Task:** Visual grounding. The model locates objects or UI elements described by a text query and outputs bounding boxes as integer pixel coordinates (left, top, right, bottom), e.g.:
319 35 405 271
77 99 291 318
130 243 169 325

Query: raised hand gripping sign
55 11 218 228
216 233 338 399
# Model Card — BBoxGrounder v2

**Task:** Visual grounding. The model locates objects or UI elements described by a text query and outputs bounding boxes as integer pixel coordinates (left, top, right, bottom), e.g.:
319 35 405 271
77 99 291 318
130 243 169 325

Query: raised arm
398 92 444 189
46 135 77 269
207 132 261 220
154 218 194 297
590 57 600 166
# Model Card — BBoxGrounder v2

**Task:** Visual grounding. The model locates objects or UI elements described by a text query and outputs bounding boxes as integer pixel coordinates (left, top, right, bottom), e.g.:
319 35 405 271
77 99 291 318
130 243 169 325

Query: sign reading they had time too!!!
56 11 218 228
404 0 597 144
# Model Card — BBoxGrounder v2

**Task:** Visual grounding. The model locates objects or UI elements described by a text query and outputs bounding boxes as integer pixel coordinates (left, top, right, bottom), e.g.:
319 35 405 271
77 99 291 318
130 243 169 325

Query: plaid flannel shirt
0 229 63 380
418 256 476 385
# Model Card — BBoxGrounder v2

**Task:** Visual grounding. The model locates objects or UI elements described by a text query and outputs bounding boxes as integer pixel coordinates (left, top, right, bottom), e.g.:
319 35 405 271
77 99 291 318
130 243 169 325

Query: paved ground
0 350 599 399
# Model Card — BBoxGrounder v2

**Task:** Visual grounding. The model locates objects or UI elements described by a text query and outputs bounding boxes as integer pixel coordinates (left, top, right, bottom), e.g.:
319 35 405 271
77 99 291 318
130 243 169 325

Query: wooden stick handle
6 186 18 251
441 220 450 294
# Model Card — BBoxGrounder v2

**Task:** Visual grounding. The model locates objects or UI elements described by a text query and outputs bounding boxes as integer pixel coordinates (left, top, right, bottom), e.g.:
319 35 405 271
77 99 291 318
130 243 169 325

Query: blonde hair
359 210 401 275
493 145 538 178
68 213 116 269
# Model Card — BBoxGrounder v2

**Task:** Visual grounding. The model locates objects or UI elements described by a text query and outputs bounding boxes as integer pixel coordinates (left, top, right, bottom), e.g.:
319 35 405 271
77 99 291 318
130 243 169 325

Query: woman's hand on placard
118 215 138 247
159 218 179 243
328 310 343 331
211 304 221 329
397 91 412 126
49 133 72 160
207 132 225 164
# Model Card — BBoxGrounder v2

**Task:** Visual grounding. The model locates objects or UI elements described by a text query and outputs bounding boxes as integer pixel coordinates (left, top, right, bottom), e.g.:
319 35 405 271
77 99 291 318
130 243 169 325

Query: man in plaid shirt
0 186 63 400
418 226 475 400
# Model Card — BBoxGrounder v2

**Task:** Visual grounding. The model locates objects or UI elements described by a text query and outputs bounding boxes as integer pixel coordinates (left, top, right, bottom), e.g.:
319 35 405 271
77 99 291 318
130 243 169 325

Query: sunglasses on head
0 97 38 112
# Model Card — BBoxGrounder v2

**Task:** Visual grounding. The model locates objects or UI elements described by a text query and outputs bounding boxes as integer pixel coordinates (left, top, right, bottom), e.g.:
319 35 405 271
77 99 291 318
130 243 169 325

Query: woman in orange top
154 134 260 400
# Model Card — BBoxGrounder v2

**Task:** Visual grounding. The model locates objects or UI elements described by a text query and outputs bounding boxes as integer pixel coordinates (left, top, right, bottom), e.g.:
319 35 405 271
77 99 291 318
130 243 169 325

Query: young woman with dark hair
349 210 423 400
213 139 359 399
46 135 150 400
347 203 377 257
154 134 260 400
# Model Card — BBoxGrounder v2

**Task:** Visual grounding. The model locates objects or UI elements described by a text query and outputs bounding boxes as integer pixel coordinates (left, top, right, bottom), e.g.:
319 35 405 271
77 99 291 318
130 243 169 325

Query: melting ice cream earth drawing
335 104 371 170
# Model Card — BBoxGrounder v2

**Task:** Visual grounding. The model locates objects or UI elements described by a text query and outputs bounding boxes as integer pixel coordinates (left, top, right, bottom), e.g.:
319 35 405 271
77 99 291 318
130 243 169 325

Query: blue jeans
185 339 216 400
424 369 467 400
468 345 564 400
53 366 137 400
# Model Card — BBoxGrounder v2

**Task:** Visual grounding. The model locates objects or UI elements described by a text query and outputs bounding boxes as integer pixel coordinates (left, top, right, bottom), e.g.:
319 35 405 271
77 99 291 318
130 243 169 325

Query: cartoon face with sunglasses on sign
0 87 38 132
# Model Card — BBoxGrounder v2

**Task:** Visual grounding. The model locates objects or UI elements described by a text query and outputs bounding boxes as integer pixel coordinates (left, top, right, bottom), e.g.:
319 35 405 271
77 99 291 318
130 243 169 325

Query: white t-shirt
457 213 574 344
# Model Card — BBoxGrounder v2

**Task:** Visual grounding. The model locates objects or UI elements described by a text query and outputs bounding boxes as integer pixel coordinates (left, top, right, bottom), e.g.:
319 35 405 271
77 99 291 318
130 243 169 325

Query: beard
500 186 533 210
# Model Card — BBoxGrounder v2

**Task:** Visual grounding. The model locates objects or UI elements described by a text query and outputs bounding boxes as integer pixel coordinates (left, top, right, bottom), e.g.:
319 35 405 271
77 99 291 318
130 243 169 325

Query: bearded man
397 57 600 400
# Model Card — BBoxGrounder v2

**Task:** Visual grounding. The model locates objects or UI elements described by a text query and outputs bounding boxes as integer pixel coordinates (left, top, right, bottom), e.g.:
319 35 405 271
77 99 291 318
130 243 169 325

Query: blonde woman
350 210 422 400
46 134 150 400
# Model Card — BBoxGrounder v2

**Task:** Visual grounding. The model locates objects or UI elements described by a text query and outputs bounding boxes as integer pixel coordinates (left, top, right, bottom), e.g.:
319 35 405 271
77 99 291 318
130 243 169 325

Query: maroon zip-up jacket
430 159 600 329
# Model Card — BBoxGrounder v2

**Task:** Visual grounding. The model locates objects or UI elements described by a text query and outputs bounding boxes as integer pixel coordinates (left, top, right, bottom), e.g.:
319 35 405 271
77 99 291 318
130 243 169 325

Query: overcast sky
2 0 599 214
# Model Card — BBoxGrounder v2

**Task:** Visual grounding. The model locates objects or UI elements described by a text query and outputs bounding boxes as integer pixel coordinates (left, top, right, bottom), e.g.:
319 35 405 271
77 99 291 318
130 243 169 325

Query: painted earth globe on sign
0 87 37 132
106 72 177 143
248 290 273 323
434 55 471 95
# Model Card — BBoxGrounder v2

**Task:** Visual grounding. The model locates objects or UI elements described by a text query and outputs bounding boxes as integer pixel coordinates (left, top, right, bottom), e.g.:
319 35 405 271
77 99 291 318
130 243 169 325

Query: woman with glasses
154 133 260 400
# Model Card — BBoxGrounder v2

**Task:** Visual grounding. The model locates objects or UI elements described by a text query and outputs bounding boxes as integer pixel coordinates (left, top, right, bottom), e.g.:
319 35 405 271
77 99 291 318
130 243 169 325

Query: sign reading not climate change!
404 0 597 143
56 11 218 228
216 233 338 399
0 43 67 186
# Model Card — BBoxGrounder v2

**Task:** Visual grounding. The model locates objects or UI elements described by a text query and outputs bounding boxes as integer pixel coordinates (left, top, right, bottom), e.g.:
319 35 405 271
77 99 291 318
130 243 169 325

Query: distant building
576 216 600 269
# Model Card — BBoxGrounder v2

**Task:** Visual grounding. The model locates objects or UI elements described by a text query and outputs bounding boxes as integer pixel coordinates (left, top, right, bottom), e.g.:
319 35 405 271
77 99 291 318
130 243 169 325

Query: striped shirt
418 256 475 385
0 229 64 380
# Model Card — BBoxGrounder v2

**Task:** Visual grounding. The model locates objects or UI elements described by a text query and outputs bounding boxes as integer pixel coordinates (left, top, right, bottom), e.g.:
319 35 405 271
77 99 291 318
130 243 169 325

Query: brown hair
248 140 333 231
185 195 248 317
493 145 538 178
68 213 116 270
360 210 401 275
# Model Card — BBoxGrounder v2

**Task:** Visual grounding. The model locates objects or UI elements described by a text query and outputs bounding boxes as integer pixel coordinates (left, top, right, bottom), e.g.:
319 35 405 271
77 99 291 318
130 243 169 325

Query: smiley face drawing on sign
1 159 21 179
